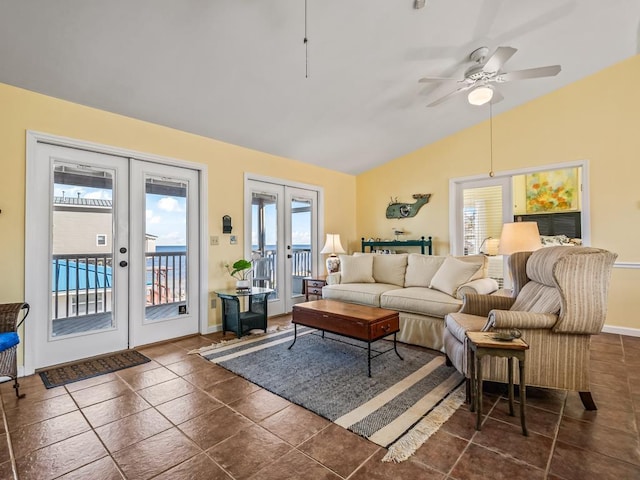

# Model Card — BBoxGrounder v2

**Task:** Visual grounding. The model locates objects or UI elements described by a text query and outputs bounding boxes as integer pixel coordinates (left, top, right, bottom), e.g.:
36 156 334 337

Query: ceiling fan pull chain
489 102 494 177
304 0 309 78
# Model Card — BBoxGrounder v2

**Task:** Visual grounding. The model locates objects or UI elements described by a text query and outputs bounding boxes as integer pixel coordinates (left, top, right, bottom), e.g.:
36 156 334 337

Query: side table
215 287 273 338
303 276 327 301
466 331 529 436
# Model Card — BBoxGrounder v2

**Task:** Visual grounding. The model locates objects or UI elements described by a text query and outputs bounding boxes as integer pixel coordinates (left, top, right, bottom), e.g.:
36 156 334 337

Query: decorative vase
325 255 341 274
236 279 251 290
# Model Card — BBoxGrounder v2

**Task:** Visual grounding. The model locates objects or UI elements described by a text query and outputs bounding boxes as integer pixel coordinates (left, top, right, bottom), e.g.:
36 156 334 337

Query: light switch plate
230 235 237 245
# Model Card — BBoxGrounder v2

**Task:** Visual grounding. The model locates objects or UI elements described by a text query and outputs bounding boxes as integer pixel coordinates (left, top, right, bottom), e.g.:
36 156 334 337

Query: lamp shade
320 234 345 255
498 222 542 255
468 86 494 106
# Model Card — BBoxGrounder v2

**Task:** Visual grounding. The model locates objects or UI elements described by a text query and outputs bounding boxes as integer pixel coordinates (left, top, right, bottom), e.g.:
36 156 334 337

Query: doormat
39 350 151 389
200 328 464 462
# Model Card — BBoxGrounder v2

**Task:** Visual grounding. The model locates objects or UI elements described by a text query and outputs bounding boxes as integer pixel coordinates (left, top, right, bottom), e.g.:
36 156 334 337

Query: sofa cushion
429 256 482 297
322 283 400 307
404 254 445 287
339 254 375 283
372 254 408 287
381 287 462 318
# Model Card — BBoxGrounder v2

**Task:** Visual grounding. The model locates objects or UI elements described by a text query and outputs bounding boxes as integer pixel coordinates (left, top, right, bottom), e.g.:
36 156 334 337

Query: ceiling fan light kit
421 46 561 108
468 86 494 106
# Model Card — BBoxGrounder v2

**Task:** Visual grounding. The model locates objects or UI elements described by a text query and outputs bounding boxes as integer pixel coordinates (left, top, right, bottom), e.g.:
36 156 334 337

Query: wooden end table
303 276 327 301
466 331 529 436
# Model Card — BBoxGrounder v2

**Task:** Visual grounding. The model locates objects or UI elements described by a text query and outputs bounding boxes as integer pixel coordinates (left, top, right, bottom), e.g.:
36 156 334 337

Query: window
96 234 107 246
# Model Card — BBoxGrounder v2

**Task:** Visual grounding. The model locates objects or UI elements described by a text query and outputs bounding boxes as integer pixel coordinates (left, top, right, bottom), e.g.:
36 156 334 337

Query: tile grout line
0 395 19 480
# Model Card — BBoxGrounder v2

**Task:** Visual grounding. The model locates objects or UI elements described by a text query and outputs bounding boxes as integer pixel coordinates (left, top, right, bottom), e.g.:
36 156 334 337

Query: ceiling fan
420 46 561 107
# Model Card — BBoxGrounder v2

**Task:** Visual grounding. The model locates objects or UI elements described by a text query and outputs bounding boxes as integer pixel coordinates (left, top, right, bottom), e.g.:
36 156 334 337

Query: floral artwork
526 168 578 213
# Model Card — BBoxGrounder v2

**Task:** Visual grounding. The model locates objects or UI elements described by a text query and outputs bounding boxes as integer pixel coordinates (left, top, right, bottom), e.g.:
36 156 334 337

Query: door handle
119 260 128 267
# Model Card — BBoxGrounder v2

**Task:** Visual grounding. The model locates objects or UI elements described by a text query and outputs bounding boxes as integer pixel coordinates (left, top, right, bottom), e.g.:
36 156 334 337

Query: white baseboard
602 324 640 337
204 324 222 334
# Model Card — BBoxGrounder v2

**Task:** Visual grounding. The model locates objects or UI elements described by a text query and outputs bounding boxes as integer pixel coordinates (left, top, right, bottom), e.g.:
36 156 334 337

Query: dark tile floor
1 318 639 479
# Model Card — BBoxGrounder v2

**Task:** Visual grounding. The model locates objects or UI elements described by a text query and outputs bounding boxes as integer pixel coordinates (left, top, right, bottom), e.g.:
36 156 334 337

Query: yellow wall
0 83 357 328
357 55 640 330
2 54 639 336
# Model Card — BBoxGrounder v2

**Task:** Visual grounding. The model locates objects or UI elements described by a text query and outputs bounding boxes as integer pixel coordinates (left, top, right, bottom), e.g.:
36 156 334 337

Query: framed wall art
525 168 579 213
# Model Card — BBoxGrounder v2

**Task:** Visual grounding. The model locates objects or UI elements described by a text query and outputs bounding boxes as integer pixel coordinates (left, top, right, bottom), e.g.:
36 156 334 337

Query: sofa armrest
459 293 515 316
457 278 499 299
487 310 558 330
326 272 342 285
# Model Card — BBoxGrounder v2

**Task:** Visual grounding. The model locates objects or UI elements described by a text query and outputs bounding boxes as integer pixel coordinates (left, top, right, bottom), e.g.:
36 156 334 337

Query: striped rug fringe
382 384 466 463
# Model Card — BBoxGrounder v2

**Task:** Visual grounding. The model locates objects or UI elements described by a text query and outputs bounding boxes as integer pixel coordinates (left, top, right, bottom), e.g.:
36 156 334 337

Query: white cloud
145 210 162 224
157 197 183 212
85 190 112 200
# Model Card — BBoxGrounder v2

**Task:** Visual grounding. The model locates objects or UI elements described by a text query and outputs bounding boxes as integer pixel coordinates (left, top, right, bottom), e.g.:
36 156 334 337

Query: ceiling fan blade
426 84 473 107
418 76 458 83
482 46 517 73
498 65 561 82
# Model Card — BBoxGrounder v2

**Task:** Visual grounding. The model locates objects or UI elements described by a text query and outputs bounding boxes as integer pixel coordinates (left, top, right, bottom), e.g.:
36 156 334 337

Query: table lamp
498 222 542 255
320 234 346 274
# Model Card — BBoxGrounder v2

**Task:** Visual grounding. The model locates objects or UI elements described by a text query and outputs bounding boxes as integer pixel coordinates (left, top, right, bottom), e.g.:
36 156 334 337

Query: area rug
199 327 464 461
39 350 151 388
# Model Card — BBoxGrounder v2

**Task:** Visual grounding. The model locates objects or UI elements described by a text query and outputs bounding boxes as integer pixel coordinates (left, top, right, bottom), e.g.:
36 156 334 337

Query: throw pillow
340 254 375 283
454 254 488 281
372 254 408 286
429 256 482 296
404 254 445 287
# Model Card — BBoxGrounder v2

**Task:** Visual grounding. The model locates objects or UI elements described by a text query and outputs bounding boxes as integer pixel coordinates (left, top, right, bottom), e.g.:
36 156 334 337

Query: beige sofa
322 253 499 351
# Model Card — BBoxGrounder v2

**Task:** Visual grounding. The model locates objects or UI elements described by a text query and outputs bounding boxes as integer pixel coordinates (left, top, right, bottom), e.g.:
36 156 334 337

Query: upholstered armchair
443 246 617 410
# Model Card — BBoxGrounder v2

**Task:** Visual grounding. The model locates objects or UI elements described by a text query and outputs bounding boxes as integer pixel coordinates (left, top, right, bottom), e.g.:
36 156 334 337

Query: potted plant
226 259 253 290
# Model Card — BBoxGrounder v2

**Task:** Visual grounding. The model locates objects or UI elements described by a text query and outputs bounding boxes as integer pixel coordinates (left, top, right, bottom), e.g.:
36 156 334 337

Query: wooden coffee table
290 299 402 377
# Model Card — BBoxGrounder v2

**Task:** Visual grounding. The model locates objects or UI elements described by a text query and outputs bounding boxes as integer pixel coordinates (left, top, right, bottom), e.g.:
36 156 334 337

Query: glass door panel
51 163 117 337
144 176 188 322
251 191 279 299
289 196 313 299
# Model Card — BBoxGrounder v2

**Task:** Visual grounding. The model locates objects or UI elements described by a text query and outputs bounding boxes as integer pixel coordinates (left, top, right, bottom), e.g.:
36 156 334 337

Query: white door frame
449 159 591 254
244 173 324 314
24 131 209 375
129 160 200 346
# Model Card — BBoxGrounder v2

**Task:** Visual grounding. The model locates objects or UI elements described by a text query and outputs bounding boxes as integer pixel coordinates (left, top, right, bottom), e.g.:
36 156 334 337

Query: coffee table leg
288 324 298 350
368 342 372 377
393 333 404 360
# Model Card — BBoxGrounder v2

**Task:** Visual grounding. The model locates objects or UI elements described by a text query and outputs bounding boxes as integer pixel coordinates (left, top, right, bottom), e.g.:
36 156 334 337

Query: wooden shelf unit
361 236 433 255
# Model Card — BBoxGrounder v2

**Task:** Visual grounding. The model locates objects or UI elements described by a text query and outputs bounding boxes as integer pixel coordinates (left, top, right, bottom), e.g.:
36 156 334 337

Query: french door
245 178 319 315
26 143 200 370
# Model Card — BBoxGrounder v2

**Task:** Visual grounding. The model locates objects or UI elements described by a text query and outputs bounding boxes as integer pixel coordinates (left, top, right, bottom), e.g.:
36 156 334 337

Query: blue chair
0 303 29 398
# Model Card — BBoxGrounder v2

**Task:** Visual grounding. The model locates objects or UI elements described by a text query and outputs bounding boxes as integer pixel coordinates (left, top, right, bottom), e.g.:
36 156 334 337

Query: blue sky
252 202 311 247
55 184 186 246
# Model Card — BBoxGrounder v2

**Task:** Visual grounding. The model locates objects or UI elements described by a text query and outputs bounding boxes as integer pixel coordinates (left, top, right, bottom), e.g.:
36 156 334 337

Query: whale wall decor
386 193 431 219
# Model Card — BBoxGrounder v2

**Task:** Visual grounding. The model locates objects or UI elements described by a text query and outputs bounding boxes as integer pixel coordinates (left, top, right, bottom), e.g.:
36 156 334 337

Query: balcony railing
51 251 187 320
252 248 312 291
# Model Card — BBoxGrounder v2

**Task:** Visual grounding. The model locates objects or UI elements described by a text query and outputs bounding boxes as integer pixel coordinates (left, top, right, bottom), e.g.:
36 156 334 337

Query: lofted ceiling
0 1 639 175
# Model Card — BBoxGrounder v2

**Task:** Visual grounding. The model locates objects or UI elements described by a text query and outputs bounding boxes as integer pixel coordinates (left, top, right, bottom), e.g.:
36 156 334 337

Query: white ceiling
1 1 639 174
